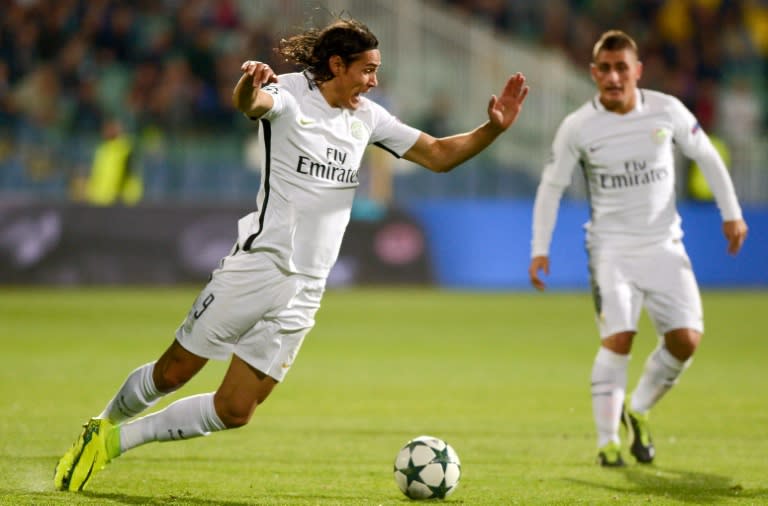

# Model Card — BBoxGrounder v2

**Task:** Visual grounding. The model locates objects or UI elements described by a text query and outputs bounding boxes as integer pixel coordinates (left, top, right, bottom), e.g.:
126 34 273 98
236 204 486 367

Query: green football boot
597 441 626 467
54 418 120 491
623 408 655 463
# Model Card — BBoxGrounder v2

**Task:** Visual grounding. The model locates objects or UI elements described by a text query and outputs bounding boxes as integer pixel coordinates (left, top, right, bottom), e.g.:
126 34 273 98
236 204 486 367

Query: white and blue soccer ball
393 435 461 500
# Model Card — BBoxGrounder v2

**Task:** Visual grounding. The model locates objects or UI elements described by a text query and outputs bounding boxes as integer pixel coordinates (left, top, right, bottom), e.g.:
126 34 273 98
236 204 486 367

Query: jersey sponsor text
295 146 358 184
598 163 669 190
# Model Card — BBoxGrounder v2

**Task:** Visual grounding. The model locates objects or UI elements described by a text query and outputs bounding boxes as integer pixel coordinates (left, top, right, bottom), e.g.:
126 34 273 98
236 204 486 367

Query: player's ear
636 60 643 81
329 55 344 76
589 63 598 82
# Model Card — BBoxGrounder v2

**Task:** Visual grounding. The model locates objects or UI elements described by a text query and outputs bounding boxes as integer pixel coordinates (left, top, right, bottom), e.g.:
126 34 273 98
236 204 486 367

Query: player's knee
664 329 701 361
601 331 635 354
215 400 256 428
220 414 251 429
213 391 264 428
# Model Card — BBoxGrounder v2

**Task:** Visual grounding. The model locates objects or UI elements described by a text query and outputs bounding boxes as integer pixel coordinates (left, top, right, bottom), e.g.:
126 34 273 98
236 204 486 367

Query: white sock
119 392 227 453
591 346 630 448
630 343 690 414
99 362 164 424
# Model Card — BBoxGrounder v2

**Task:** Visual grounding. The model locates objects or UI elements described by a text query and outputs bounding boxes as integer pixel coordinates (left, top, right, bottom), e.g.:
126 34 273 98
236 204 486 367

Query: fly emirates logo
296 146 358 184
598 160 669 190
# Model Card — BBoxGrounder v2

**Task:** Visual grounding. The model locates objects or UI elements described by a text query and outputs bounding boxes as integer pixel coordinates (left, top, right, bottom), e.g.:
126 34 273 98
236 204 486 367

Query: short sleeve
368 101 421 158
258 83 287 121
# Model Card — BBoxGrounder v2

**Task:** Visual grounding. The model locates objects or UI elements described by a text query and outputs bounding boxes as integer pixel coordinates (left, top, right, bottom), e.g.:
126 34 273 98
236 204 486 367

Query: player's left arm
723 219 748 255
402 73 529 173
672 99 748 254
690 146 748 254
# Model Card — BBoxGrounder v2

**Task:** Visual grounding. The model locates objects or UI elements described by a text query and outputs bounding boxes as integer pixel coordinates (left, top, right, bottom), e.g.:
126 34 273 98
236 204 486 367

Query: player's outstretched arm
402 73 529 173
233 60 278 118
723 219 748 255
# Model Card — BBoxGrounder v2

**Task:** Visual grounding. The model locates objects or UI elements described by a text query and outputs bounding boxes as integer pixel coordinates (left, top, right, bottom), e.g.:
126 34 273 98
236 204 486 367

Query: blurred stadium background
1 0 766 288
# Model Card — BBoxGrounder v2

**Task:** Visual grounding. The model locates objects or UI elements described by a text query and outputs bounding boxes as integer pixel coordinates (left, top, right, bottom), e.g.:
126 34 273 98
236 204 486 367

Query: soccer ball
393 435 461 500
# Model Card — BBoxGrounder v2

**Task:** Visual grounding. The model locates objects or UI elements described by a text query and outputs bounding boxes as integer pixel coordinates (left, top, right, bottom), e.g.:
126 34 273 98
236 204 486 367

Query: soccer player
54 17 529 491
528 30 747 467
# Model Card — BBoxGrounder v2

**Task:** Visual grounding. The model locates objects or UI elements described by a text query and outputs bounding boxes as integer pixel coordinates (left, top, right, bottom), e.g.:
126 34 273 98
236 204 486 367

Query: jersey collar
592 89 645 113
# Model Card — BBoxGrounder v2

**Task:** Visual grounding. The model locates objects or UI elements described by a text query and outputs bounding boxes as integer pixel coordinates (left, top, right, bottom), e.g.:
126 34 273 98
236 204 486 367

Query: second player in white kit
529 30 748 467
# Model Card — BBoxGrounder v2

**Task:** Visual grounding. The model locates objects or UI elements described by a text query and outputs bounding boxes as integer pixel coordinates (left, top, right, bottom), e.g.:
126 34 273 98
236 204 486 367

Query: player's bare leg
153 340 210 392
118 353 276 451
213 354 278 427
93 341 208 427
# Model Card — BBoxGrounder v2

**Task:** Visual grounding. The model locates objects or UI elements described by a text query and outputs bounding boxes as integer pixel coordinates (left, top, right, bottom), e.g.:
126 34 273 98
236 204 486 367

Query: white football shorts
175 249 325 382
588 238 703 338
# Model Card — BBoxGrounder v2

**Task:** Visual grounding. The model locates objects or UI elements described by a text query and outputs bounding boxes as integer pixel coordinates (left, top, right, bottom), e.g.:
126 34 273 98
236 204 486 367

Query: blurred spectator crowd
0 0 286 139
0 0 295 199
441 0 767 138
0 0 766 201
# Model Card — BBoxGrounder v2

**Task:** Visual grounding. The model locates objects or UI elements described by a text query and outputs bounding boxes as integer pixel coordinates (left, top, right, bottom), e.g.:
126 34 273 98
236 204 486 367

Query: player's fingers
728 233 745 255
241 61 275 84
241 60 260 72
503 72 521 90
503 72 526 97
253 67 274 87
528 265 546 291
517 84 530 104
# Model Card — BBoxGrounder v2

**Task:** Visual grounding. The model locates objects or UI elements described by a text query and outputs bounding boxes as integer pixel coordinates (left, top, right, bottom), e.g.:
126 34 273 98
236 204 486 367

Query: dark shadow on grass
83 491 395 505
14 491 252 505
87 492 256 505
564 465 768 504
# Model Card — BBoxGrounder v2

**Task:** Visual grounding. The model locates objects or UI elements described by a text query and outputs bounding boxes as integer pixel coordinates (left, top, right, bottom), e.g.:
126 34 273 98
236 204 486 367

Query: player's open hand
723 219 748 255
529 255 550 291
487 72 529 131
241 60 278 87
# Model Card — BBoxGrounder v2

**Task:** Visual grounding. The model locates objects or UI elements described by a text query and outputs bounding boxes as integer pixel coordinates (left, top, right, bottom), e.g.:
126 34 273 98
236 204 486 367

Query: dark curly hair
278 18 379 84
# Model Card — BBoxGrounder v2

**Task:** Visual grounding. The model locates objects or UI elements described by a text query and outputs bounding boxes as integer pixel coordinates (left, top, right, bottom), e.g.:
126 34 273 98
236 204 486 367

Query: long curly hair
278 18 379 84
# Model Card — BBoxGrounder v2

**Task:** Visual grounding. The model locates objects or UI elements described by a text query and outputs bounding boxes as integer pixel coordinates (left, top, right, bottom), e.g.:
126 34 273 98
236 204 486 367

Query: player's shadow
565 465 768 504
83 491 374 504
81 492 253 505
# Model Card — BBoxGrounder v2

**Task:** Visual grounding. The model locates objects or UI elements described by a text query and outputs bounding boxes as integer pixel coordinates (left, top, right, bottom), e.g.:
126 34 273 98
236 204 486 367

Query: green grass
1 287 766 505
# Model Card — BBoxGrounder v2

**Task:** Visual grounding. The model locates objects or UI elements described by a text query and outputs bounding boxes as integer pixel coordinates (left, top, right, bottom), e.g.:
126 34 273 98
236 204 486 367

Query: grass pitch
0 287 766 505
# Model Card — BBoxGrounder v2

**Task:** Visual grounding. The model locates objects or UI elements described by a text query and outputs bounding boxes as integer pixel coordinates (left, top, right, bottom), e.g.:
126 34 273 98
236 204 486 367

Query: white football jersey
237 72 421 278
531 89 742 256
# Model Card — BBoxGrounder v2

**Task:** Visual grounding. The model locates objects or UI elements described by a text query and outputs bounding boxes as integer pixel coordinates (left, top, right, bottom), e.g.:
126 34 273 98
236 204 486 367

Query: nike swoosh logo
298 118 314 126
589 145 602 153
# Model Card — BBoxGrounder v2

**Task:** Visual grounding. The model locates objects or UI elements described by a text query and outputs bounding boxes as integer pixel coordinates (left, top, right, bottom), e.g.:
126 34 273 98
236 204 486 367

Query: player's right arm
529 115 581 291
233 60 278 118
